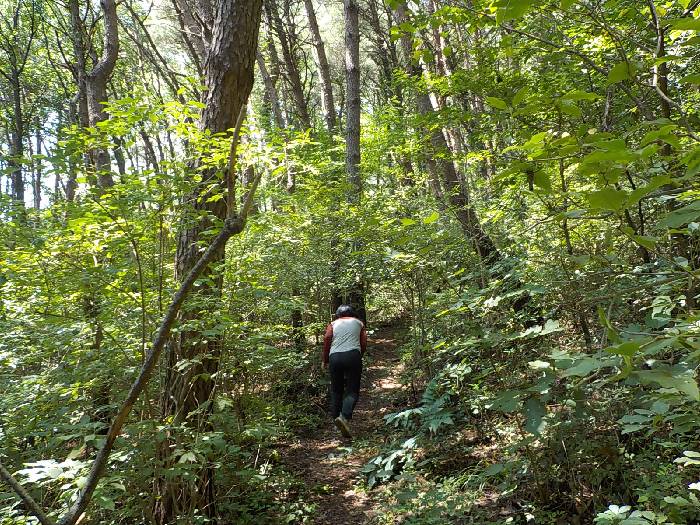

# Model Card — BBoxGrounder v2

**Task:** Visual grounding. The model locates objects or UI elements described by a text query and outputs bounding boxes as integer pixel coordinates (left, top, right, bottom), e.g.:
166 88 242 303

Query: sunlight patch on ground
377 377 402 390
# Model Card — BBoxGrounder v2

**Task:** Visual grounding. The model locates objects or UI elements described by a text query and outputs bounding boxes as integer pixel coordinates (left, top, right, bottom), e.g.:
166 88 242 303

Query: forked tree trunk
155 1 263 523
86 0 119 189
68 0 119 191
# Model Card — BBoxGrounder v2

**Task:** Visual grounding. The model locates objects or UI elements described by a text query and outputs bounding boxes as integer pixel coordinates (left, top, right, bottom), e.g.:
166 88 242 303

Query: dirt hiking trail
280 324 408 524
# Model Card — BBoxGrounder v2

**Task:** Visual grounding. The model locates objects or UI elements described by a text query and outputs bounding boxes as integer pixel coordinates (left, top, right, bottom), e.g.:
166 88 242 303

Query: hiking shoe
334 415 352 438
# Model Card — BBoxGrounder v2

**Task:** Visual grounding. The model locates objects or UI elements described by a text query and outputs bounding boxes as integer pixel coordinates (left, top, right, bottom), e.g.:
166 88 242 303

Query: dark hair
335 304 357 319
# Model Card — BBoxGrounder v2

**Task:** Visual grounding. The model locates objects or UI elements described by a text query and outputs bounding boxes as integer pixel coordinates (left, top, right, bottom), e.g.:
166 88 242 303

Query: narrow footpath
280 325 407 524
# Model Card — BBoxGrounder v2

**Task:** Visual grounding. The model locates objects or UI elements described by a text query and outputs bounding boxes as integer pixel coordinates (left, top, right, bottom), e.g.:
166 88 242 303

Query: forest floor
279 324 409 524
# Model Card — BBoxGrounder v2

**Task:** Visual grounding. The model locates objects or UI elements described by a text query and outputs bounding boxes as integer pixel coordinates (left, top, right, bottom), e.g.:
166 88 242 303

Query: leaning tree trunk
394 3 499 264
256 50 286 129
154 1 263 523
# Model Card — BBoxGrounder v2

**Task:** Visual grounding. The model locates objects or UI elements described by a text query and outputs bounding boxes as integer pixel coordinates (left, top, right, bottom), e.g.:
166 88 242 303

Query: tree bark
256 49 285 129
86 0 119 189
155 1 263 522
68 0 119 191
33 124 41 209
344 0 366 322
264 0 311 129
394 3 499 263
0 1 37 213
345 0 361 198
9 69 24 208
304 0 336 132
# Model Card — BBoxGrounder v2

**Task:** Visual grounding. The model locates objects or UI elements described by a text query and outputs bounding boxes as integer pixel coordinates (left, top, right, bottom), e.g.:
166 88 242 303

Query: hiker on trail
322 304 367 438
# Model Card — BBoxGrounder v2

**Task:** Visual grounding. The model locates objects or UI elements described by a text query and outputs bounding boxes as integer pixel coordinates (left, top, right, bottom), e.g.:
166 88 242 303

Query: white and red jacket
322 316 367 365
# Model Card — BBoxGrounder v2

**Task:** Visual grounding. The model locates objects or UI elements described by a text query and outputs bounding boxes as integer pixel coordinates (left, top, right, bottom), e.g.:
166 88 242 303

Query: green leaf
570 254 590 266
582 148 637 164
533 171 551 191
560 99 582 118
658 201 700 228
607 62 635 84
485 96 508 110
523 397 546 435
586 189 627 210
560 357 608 377
205 193 224 203
422 211 440 224
653 55 683 65
593 138 627 151
398 21 415 34
561 0 577 8
484 463 506 476
598 306 621 344
400 218 417 226
669 18 700 31
487 390 521 412
605 341 641 357
636 369 700 401
674 450 700 467
178 451 198 463
561 90 600 101
631 235 657 250
541 319 563 335
512 86 529 106
680 73 700 84
494 0 538 23
95 495 115 511
628 174 671 204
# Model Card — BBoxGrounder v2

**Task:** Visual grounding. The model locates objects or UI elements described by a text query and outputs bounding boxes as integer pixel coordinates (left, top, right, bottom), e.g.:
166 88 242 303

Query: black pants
329 350 362 420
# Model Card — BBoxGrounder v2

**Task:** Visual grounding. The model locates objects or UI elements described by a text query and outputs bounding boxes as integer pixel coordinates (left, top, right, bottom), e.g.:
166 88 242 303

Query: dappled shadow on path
279 326 406 525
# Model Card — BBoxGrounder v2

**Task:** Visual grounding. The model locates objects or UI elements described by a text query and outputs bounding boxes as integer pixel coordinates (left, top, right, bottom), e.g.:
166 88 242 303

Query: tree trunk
155 1 263 522
394 3 499 263
68 0 119 192
258 40 305 348
265 0 311 129
9 69 24 209
344 0 366 322
648 1 694 307
256 50 286 129
33 124 41 209
86 0 119 189
345 0 361 198
304 0 336 132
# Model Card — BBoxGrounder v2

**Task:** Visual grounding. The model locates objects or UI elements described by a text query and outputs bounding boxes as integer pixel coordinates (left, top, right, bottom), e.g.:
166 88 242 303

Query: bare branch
0 462 55 525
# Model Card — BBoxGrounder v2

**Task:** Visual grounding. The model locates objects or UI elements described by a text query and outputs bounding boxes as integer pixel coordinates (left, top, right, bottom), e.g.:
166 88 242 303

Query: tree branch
88 0 119 82
1 114 260 525
0 462 54 525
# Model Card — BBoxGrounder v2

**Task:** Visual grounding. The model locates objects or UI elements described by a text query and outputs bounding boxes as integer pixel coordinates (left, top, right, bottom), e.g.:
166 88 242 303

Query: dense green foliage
1 0 700 523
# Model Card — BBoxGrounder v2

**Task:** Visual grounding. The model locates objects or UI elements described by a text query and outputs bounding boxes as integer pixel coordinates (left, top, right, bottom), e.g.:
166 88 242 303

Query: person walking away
322 304 367 438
